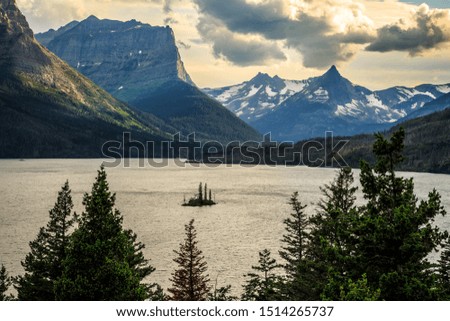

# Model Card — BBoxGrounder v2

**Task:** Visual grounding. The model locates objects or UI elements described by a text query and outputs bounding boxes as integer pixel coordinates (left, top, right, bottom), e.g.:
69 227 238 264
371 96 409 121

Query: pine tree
168 219 210 300
437 236 450 299
277 192 315 299
204 183 207 203
55 166 154 300
198 183 203 202
357 128 447 300
15 181 76 300
1 264 13 301
242 249 282 301
209 190 212 202
280 192 309 276
308 168 359 299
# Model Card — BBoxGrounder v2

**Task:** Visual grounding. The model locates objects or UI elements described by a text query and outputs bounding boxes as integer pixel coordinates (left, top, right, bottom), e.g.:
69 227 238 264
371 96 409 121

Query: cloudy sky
16 0 450 90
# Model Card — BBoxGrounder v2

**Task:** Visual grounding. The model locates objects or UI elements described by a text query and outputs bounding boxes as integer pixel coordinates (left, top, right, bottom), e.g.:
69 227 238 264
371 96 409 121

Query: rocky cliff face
36 16 194 102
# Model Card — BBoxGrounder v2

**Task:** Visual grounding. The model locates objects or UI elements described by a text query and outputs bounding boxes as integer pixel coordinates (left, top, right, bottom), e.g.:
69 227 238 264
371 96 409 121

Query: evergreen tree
278 192 314 300
308 168 359 299
322 274 380 301
280 192 309 273
437 236 450 299
1 264 13 301
168 219 210 300
15 181 76 300
208 285 237 301
204 184 207 202
209 190 212 202
242 249 282 301
55 166 154 300
357 128 447 300
198 183 203 202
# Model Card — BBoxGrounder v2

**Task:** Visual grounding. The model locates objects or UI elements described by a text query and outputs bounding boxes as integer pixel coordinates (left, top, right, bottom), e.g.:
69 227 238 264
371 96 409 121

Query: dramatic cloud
366 4 450 55
17 0 87 28
192 0 376 68
197 15 286 66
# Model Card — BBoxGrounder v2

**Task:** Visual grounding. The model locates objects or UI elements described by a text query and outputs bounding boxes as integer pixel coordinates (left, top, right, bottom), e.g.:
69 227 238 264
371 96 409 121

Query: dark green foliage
208 285 237 301
265 128 448 301
168 219 211 301
15 181 76 301
278 192 315 300
280 192 309 274
1 264 13 301
437 236 450 299
357 128 447 300
242 249 282 301
55 167 154 300
322 274 380 301
308 168 359 297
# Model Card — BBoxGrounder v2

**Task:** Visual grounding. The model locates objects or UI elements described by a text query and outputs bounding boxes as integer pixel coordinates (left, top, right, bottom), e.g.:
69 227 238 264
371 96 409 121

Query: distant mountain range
0 0 174 158
36 17 261 143
204 66 450 141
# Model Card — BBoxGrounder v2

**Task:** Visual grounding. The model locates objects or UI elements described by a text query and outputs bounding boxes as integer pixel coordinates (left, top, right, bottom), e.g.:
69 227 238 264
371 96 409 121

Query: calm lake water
1 159 449 296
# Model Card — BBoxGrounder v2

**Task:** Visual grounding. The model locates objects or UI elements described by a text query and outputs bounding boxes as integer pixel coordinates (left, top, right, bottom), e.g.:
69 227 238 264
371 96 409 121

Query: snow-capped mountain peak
203 73 308 121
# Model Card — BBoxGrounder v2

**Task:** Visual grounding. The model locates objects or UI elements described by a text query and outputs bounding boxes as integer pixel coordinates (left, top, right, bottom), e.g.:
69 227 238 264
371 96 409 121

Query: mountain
0 0 172 158
203 72 307 122
36 17 261 143
252 66 403 141
205 66 450 141
36 16 194 102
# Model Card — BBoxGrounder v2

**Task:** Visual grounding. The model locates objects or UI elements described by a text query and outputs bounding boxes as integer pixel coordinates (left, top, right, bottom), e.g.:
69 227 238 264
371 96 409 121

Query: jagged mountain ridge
203 72 308 122
37 17 262 143
0 0 173 157
205 66 450 141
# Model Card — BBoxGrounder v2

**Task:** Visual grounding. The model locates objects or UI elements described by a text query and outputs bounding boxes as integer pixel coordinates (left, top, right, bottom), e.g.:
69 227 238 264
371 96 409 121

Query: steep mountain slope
37 17 261 143
132 80 260 142
0 0 171 158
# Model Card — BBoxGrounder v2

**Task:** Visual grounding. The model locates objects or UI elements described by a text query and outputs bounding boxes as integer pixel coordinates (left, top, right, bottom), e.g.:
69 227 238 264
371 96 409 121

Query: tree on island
15 181 76 301
1 264 13 301
168 219 211 300
183 183 216 207
55 166 155 300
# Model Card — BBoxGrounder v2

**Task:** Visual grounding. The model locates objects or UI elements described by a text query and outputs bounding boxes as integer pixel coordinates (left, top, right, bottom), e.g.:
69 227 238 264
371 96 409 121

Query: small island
183 183 217 207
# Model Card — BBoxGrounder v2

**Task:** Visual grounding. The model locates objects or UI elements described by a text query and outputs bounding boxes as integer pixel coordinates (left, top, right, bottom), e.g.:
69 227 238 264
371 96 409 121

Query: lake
1 159 449 296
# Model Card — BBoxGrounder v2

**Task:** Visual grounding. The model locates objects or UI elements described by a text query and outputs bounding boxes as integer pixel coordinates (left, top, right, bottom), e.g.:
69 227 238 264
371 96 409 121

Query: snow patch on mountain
437 85 450 94
216 84 246 102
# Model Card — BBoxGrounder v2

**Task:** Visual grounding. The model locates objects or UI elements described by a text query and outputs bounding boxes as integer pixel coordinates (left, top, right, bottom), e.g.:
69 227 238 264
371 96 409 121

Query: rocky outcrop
36 16 194 102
